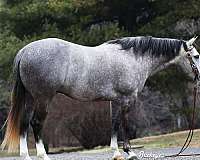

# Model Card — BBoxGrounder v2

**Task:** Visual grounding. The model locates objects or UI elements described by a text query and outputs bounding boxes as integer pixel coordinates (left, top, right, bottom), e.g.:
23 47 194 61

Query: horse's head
178 36 200 79
185 36 199 57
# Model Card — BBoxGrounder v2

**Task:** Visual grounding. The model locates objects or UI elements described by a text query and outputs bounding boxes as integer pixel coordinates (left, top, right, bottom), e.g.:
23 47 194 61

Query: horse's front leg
110 101 125 160
121 104 138 160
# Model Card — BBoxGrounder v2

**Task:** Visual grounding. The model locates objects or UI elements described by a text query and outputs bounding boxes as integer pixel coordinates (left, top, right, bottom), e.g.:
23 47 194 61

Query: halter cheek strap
182 41 194 52
183 41 189 52
186 51 199 81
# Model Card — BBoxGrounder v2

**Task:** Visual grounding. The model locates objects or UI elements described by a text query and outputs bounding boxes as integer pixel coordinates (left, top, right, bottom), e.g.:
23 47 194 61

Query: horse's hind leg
20 92 34 160
31 101 51 160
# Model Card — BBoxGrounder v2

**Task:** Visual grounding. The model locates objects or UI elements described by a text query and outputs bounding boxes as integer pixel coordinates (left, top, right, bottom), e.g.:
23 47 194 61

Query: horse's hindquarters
18 42 69 100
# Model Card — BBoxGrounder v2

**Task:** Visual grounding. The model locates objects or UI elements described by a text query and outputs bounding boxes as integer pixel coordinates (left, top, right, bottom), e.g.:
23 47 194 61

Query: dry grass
81 129 200 153
130 129 200 148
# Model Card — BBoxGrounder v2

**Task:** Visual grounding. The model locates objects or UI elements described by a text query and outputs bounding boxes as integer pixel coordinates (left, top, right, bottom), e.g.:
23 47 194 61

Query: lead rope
164 66 199 158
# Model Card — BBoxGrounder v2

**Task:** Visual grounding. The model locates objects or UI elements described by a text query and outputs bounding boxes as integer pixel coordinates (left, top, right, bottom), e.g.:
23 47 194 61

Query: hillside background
0 0 200 150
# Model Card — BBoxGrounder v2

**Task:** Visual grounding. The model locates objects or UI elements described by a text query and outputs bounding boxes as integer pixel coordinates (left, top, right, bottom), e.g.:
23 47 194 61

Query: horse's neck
149 55 181 76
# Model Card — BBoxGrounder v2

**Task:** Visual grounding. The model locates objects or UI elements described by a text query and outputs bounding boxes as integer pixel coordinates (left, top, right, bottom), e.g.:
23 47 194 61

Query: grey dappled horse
1 36 199 160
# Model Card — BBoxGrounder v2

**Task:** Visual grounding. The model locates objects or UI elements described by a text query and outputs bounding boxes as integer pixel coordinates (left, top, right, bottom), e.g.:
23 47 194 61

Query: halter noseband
183 42 200 81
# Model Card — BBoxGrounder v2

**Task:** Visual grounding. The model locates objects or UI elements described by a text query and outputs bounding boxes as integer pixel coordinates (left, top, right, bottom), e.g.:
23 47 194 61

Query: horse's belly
60 83 118 101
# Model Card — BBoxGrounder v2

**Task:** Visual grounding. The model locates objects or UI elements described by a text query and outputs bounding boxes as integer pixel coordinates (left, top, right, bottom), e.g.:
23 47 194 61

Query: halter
165 47 200 158
186 47 200 80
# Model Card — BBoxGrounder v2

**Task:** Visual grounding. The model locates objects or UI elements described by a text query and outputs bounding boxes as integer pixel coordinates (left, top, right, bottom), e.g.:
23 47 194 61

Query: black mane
107 36 185 60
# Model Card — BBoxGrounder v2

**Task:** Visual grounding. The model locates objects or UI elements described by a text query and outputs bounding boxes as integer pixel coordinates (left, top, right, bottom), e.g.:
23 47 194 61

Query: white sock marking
36 139 50 160
111 134 122 158
20 134 31 159
110 134 118 150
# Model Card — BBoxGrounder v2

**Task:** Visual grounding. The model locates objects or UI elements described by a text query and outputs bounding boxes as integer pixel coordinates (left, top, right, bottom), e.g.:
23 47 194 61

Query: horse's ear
187 36 198 46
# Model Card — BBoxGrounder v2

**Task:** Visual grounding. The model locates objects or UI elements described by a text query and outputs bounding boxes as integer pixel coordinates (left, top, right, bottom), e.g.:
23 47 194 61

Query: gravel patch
1 147 200 160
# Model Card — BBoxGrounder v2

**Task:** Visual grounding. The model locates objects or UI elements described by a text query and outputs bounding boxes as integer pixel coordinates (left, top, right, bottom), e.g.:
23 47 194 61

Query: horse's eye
187 53 191 57
194 55 199 59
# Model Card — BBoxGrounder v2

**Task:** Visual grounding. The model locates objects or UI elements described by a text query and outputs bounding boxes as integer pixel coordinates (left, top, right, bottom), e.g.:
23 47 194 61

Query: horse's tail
1 55 25 152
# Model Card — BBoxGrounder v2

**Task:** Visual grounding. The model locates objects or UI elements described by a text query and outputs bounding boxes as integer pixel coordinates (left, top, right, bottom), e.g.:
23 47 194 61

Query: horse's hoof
38 154 51 160
24 156 32 160
44 155 51 160
38 157 51 160
127 154 139 160
113 155 125 160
